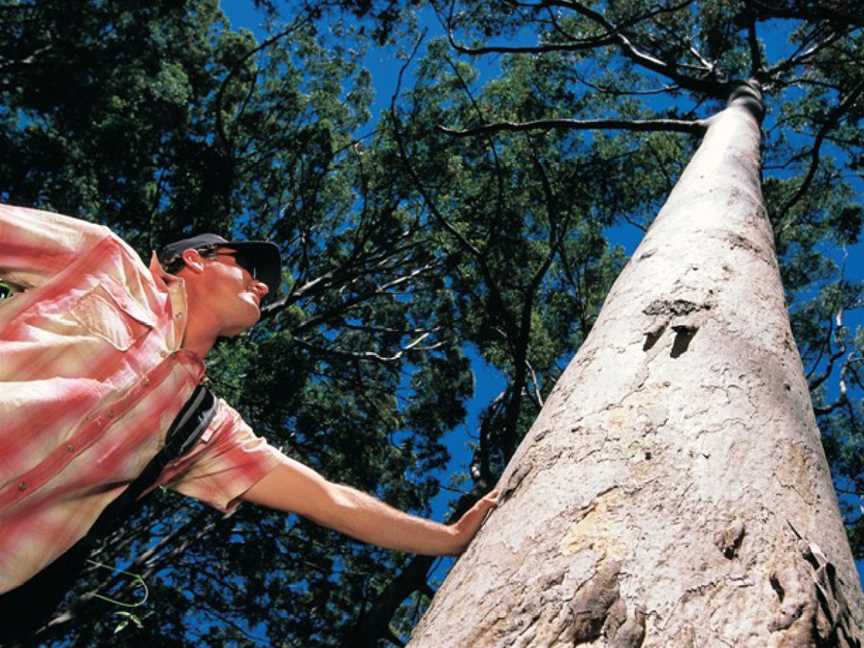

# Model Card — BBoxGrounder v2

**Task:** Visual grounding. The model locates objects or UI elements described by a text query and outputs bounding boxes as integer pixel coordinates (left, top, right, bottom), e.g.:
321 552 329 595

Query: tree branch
808 312 846 392
294 331 443 365
438 117 706 138
545 0 727 97
747 20 764 79
288 259 444 335
525 359 544 408
568 65 679 96
747 0 864 28
446 28 615 56
776 79 864 232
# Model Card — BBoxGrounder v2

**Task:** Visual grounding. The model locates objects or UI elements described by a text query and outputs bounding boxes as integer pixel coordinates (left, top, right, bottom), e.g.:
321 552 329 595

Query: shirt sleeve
158 399 283 514
0 203 110 289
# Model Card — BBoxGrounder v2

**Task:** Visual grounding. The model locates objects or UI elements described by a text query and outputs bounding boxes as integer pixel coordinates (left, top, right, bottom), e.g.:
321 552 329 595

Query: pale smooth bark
409 84 863 647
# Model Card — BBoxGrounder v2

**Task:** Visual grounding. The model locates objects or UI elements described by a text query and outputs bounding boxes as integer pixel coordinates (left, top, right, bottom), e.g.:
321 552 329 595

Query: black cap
159 233 282 297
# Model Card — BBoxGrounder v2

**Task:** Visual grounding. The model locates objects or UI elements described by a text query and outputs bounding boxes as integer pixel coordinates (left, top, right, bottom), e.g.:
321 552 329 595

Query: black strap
0 384 217 641
84 383 216 541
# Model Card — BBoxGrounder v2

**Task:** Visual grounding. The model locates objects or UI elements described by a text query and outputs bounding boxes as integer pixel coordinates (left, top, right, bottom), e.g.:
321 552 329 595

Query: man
0 204 497 637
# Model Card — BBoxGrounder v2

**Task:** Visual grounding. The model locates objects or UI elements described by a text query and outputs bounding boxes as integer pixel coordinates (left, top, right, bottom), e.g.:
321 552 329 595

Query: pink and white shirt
0 204 281 593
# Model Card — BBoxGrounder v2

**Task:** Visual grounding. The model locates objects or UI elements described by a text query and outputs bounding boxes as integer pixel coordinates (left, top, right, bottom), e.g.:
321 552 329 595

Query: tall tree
402 0 864 645
410 78 862 648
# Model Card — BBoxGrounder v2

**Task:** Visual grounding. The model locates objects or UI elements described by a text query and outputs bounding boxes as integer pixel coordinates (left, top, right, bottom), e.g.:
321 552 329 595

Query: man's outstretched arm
241 454 498 555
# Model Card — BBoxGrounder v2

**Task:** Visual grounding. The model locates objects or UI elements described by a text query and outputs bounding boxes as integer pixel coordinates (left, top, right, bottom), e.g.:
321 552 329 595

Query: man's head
159 234 281 338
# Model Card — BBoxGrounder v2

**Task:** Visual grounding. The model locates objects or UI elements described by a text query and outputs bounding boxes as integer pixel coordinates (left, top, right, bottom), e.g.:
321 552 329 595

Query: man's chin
242 294 262 314
220 311 261 337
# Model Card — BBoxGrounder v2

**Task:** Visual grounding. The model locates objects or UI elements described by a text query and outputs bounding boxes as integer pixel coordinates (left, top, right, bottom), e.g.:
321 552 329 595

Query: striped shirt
0 204 281 593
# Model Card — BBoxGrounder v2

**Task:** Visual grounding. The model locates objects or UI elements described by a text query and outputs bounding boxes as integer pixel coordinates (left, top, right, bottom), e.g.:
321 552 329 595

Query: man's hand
447 490 499 554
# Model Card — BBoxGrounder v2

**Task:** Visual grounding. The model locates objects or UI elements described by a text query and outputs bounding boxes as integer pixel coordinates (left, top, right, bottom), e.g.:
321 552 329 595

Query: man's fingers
473 489 500 525
480 489 499 507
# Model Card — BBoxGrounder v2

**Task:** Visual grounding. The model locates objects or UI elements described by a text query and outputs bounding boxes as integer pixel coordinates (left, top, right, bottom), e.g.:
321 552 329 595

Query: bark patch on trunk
769 538 862 647
642 298 711 318
642 298 712 355
505 554 647 648
570 559 622 641
567 558 645 647
714 519 745 559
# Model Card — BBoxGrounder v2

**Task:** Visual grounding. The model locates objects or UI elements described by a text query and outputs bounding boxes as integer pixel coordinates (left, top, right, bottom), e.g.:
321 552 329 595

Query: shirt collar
149 252 176 290
149 252 189 350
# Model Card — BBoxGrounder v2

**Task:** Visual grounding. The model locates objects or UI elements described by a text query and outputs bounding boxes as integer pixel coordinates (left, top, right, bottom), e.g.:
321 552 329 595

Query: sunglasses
209 249 259 281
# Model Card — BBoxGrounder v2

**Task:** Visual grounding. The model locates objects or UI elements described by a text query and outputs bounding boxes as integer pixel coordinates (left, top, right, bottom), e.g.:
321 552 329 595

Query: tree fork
407 81 863 646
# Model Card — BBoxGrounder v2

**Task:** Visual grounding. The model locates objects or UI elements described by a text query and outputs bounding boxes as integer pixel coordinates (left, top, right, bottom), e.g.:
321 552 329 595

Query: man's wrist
443 523 469 555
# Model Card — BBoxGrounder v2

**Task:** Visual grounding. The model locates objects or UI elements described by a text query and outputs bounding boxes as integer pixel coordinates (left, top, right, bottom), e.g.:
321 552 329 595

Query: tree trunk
408 83 864 647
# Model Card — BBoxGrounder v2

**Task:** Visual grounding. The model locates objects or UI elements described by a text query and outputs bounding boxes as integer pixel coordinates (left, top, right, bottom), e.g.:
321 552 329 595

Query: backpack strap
86 383 217 540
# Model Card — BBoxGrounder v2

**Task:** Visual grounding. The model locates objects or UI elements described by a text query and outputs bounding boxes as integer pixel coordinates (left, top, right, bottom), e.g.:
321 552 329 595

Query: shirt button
160 351 168 358
174 312 184 320
107 410 115 419
17 481 27 491
65 443 76 452
142 377 151 386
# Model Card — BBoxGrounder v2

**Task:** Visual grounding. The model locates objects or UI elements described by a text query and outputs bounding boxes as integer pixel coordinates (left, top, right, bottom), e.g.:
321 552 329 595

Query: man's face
193 247 270 336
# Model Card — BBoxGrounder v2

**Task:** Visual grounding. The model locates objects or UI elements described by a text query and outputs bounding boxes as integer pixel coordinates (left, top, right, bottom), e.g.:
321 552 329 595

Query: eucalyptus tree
399 1 864 646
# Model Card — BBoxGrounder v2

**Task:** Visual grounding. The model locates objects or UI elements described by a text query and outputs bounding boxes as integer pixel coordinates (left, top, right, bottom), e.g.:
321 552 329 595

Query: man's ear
180 248 206 274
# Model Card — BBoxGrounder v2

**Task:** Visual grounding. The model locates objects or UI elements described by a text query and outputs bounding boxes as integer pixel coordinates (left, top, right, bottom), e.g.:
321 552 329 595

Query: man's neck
180 300 220 360
180 331 216 360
